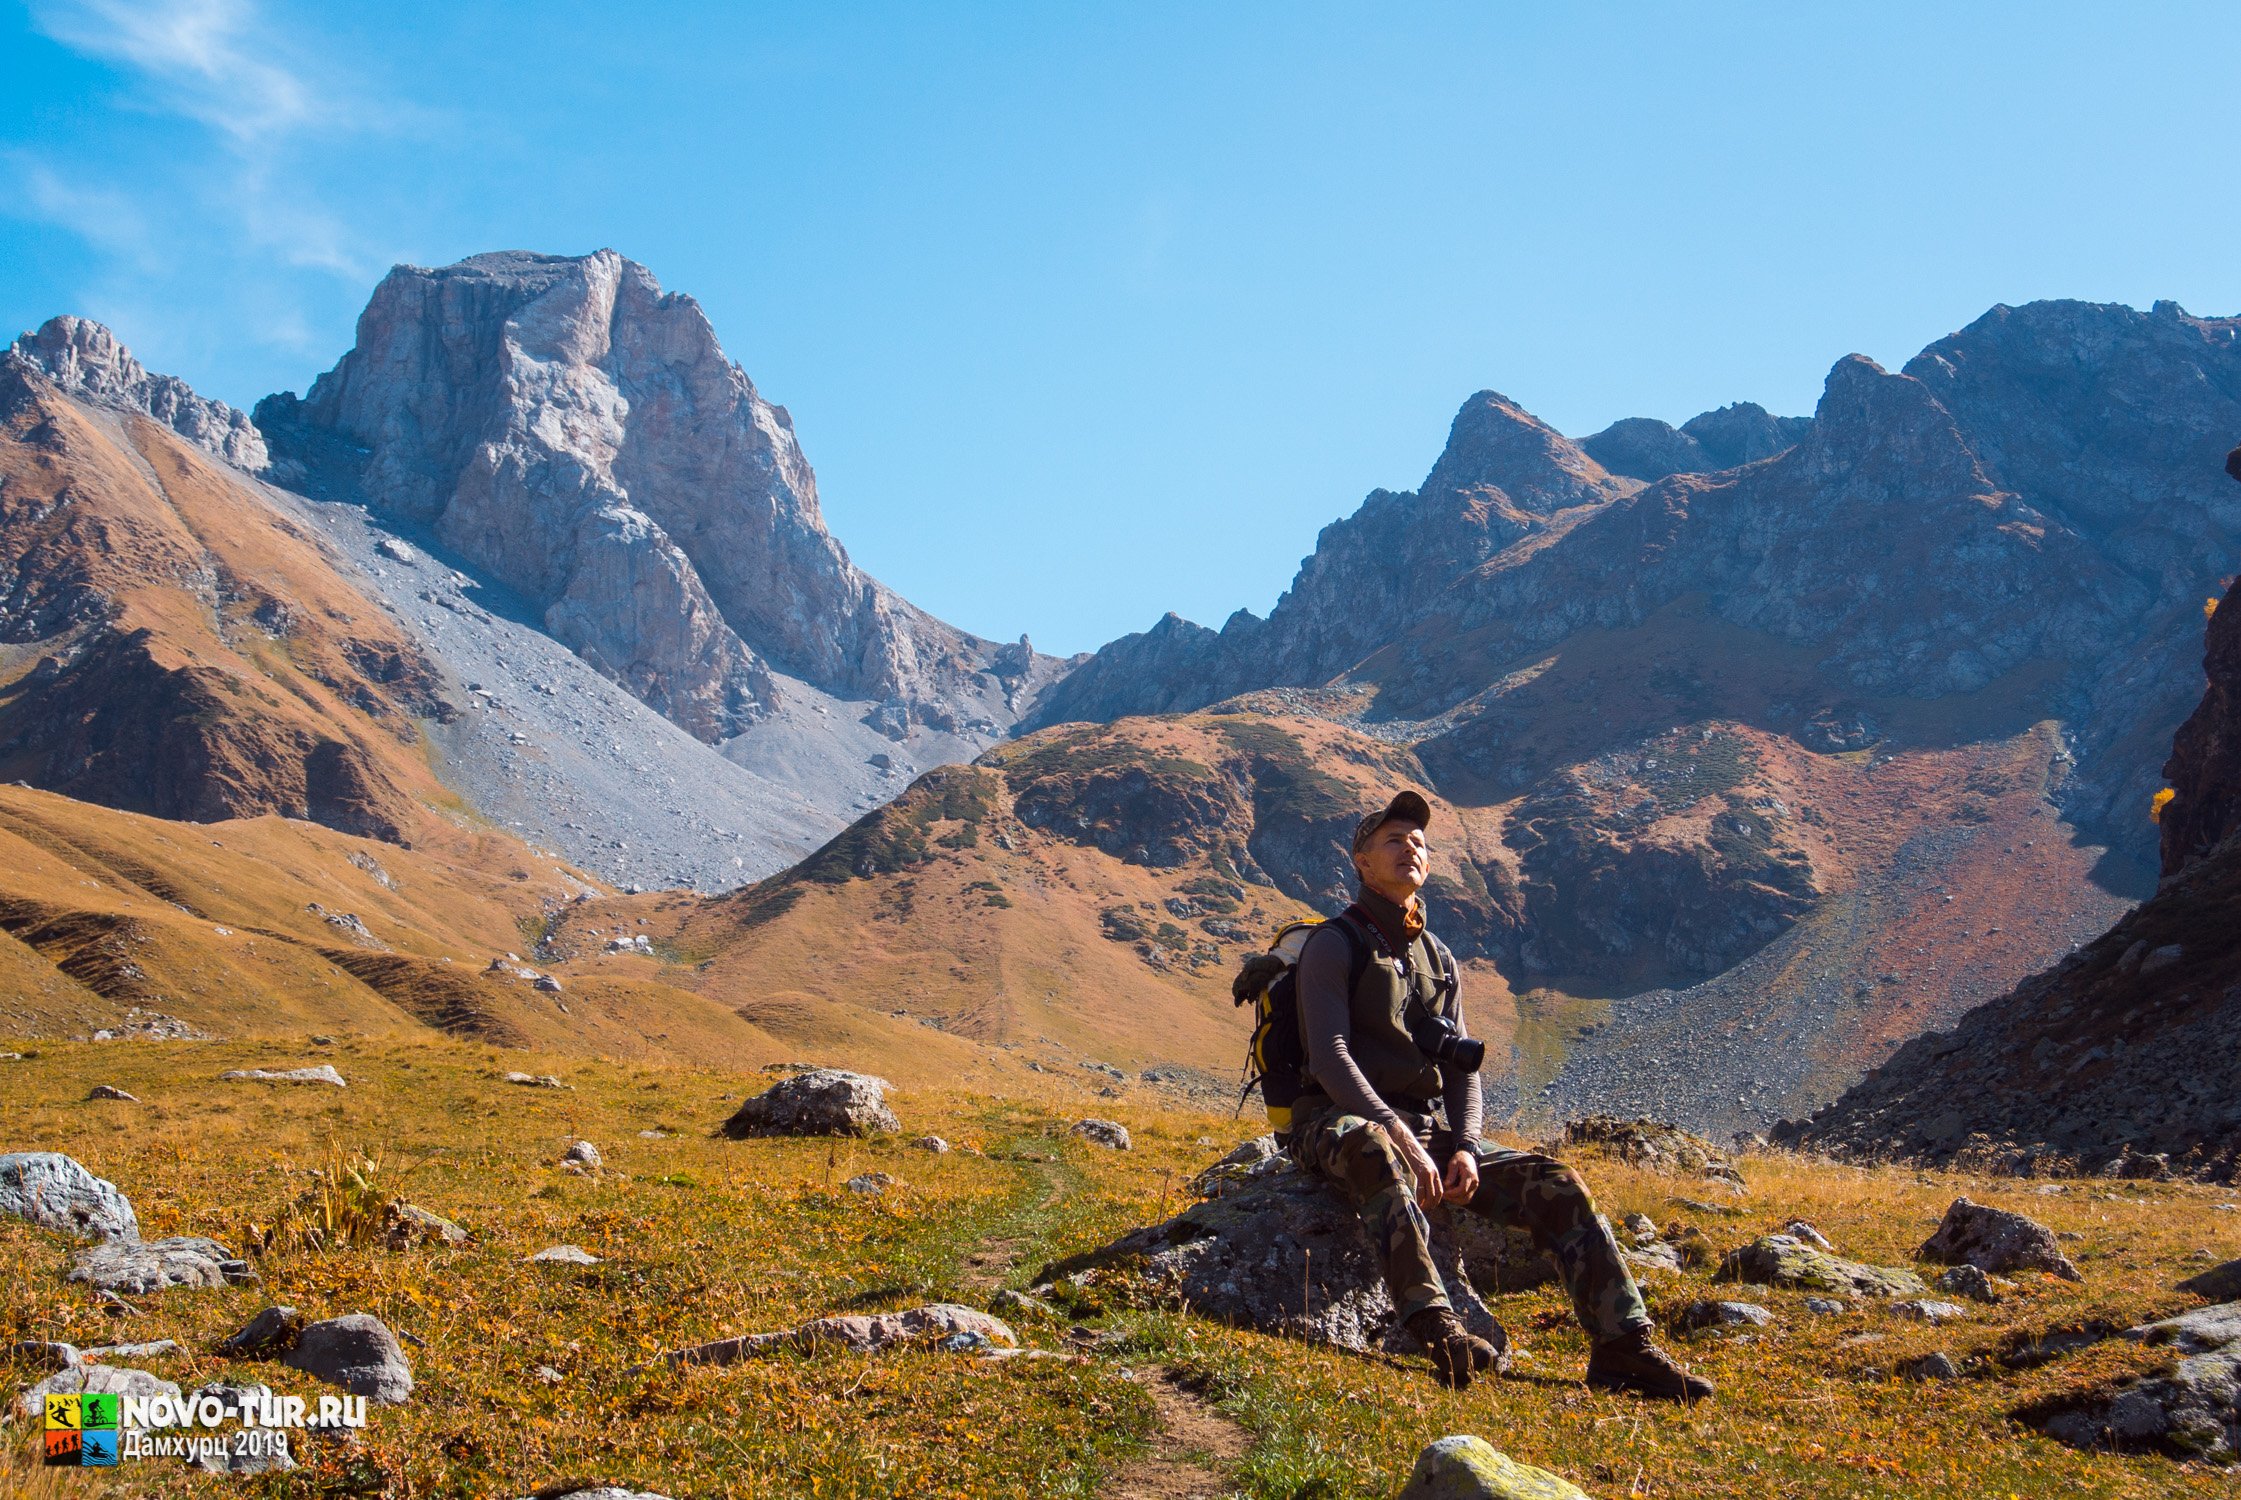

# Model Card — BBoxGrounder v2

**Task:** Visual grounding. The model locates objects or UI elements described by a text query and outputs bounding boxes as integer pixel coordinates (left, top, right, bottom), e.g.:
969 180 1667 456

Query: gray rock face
0 1152 139 1241
2031 1300 2241 1461
8 316 267 469
722 1069 898 1138
1052 1153 1538 1358
258 250 1051 743
1070 1119 1132 1150
280 1313 414 1404
1919 1197 2081 1282
68 1235 255 1293
561 1139 603 1170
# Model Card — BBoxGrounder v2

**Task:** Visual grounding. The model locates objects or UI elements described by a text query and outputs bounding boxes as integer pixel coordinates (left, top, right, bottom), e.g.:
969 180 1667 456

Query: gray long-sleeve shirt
1297 907 1483 1156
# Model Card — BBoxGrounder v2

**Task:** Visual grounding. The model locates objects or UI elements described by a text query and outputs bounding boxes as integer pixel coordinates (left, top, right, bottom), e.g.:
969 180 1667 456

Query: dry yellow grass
2 1036 2234 1497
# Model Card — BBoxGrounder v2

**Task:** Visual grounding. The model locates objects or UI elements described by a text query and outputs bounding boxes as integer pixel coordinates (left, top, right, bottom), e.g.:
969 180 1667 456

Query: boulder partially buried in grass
721 1070 898 1138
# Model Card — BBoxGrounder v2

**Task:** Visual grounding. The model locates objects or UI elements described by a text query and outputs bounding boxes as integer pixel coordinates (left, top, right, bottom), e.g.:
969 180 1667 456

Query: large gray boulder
722 1070 897 1138
1396 1435 1590 1499
2028 1301 2241 1461
281 1314 414 1404
1918 1197 2081 1281
0 1151 139 1241
69 1235 254 1294
1045 1151 1540 1359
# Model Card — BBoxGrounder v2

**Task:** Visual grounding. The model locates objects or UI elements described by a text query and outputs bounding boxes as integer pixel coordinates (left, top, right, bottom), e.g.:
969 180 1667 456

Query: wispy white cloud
10 0 398 373
31 0 314 142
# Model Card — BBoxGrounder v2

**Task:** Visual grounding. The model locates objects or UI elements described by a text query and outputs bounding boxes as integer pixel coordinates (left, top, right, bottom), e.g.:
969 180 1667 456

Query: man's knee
1312 1114 1408 1198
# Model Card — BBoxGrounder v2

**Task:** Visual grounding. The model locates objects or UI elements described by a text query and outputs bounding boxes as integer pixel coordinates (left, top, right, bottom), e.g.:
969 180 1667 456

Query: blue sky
5 3 2238 655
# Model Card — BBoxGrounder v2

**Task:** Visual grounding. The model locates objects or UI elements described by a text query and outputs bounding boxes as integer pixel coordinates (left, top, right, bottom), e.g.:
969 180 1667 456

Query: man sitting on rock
1287 790 1711 1400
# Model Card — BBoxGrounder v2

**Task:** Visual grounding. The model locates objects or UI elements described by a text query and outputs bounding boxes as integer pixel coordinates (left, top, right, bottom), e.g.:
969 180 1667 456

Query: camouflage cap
1351 789 1432 854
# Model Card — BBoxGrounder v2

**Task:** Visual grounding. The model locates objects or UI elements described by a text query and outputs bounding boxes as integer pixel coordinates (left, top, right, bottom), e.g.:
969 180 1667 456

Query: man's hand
1382 1120 1442 1206
1440 1150 1480 1206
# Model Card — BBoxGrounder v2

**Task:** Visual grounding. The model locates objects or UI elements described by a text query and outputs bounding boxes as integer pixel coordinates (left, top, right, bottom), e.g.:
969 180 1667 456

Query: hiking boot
1585 1326 1714 1403
1404 1307 1497 1390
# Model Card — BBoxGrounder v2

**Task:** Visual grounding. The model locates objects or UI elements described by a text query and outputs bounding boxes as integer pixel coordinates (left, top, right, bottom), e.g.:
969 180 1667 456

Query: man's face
1353 818 1429 897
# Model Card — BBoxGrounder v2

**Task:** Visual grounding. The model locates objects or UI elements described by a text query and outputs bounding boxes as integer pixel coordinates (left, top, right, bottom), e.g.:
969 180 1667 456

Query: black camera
1406 1005 1485 1073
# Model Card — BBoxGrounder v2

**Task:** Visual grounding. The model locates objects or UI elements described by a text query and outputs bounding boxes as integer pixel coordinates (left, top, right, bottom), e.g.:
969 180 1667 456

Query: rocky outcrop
257 250 1045 742
1779 573 2241 1181
9 316 266 469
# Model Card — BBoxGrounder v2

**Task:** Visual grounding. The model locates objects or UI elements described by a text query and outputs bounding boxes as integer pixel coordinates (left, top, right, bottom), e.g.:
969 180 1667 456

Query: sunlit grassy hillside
3 1038 2234 1498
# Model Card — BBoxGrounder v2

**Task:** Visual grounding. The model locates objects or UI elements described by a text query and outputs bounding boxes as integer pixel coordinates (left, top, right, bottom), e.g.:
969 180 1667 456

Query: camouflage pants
1288 1108 1649 1342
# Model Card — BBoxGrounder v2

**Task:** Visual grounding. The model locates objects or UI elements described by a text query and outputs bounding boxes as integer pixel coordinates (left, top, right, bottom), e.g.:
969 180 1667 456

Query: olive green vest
1300 917 1448 1112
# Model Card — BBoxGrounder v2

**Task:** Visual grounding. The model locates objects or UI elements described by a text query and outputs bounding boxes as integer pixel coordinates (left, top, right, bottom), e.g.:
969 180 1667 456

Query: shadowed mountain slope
1777 554 2241 1181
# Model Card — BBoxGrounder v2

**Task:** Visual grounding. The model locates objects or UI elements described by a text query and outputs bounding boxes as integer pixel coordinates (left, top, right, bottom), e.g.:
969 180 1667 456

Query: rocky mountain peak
8 316 267 470
1794 354 1989 498
1420 389 1624 515
256 248 1035 743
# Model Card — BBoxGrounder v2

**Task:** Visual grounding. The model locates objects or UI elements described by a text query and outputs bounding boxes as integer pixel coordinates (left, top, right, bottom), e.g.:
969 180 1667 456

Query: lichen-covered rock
1046 1152 1536 1358
0 1151 139 1241
1714 1234 1926 1297
1934 1264 2004 1303
722 1070 898 1138
1070 1119 1132 1150
1396 1435 1590 1500
1919 1197 2081 1281
281 1314 414 1404
2027 1301 2241 1462
68 1236 255 1293
562 1139 603 1171
655 1303 1015 1369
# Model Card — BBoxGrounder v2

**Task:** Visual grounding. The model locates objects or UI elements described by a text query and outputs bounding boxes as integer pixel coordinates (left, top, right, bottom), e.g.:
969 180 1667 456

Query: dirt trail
1103 1368 1250 1500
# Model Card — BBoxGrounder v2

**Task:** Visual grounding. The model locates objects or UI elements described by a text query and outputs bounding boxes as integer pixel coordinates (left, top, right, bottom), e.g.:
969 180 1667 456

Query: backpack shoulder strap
1424 930 1460 1014
1323 908 1374 992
